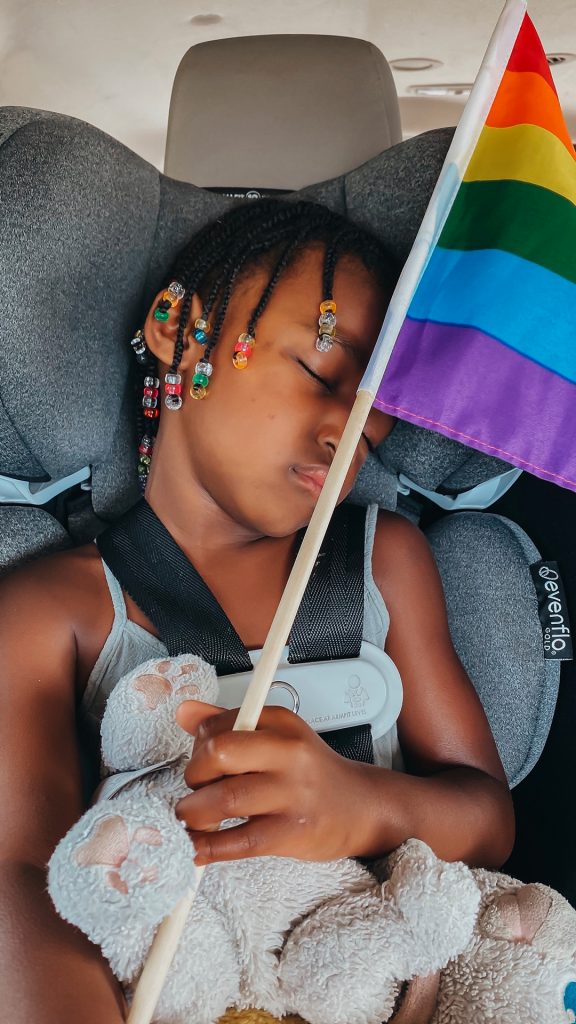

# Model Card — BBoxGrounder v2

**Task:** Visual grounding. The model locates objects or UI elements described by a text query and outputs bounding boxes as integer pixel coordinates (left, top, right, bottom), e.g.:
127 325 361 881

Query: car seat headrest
0 107 510 534
165 35 402 191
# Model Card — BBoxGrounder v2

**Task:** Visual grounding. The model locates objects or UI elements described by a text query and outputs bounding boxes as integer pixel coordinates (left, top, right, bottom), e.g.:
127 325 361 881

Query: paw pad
75 815 163 893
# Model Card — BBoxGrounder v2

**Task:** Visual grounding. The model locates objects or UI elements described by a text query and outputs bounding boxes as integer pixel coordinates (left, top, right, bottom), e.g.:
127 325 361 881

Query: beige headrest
165 34 401 191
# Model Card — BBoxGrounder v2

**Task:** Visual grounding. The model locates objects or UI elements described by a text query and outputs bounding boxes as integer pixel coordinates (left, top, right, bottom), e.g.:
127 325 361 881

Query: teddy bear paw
48 793 199 981
101 654 220 771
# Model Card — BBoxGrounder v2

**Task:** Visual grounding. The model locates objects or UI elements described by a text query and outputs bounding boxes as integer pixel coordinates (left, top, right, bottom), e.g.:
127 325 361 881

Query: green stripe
439 179 576 285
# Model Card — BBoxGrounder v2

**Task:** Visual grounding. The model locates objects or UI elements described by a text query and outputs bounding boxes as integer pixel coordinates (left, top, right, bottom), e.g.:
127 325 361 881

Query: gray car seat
0 106 560 801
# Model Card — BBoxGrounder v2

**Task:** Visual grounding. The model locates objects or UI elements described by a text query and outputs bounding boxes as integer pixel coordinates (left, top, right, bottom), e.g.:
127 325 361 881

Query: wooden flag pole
127 388 374 1024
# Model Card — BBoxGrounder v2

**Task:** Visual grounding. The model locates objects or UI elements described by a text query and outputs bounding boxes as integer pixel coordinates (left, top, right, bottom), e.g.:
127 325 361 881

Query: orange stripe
487 70 575 157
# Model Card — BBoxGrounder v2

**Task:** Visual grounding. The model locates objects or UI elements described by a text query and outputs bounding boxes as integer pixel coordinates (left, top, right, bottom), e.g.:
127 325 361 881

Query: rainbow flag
361 0 576 492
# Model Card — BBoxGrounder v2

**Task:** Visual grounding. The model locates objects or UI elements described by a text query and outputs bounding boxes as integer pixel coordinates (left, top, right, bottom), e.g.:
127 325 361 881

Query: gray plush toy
48 655 576 1024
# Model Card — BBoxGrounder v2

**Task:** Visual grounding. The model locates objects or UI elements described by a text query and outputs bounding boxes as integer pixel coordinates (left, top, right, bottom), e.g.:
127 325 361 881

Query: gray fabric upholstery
165 35 402 190
425 513 560 787
380 420 511 494
0 506 71 576
0 110 233 489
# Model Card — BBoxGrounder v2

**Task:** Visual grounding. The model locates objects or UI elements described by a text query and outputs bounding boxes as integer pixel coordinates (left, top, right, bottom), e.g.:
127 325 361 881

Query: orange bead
320 299 337 314
162 290 179 307
233 353 249 369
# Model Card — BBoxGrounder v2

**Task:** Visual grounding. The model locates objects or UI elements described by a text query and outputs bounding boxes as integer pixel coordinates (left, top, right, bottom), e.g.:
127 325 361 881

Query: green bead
154 309 170 321
193 371 209 388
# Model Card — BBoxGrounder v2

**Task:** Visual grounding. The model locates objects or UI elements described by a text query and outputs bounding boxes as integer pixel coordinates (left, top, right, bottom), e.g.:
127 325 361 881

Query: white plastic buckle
0 466 91 505
397 467 522 511
218 641 403 743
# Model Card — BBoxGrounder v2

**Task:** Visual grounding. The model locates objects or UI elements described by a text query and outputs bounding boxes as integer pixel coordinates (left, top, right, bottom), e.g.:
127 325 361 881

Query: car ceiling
2 0 575 170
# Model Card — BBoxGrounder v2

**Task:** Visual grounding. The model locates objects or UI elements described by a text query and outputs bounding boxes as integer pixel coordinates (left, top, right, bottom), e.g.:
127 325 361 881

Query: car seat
0 103 573 903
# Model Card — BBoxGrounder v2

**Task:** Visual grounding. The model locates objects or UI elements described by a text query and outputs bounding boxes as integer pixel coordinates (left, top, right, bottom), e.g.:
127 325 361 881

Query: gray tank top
80 504 403 770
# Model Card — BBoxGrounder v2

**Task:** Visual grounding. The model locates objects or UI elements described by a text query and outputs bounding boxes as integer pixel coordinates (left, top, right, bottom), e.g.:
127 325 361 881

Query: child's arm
0 559 126 1024
176 511 514 869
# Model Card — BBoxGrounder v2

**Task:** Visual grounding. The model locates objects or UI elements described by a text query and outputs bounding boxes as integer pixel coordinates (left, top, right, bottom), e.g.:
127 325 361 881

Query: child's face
148 246 395 538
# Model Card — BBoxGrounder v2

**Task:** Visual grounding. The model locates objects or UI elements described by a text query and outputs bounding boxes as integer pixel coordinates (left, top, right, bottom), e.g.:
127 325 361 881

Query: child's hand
174 702 372 864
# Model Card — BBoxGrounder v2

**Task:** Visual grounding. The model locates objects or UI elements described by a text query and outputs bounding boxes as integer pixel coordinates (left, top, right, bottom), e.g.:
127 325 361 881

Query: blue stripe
408 247 576 383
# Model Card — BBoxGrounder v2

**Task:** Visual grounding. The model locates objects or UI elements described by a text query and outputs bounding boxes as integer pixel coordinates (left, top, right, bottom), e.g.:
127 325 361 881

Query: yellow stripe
464 123 576 207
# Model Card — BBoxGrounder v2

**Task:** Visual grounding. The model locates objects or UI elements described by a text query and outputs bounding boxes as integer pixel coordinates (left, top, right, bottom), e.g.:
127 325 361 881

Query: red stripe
507 13 557 94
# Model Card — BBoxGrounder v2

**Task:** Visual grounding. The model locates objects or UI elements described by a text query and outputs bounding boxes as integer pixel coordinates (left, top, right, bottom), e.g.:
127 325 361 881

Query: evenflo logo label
530 561 573 661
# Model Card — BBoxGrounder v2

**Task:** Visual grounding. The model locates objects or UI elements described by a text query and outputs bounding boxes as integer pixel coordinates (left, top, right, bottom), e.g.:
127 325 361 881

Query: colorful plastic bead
195 360 213 377
318 322 335 337
139 454 151 466
142 395 158 409
143 387 159 398
165 383 182 396
131 331 146 355
190 383 207 400
193 329 207 344
144 376 159 389
165 394 183 411
320 299 337 314
319 311 336 329
168 281 185 300
316 334 334 353
139 440 154 455
194 318 211 335
233 352 249 369
192 371 209 388
162 291 179 307
143 407 160 419
234 340 252 354
154 309 170 322
238 332 255 347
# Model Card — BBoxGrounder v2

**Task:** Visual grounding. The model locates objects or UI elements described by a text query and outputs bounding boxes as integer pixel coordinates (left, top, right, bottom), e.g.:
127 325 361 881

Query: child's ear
143 291 205 371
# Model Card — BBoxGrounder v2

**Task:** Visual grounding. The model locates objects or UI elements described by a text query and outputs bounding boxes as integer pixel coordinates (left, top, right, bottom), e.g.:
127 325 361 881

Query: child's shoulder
372 508 431 563
371 508 441 604
0 543 113 682
0 541 104 602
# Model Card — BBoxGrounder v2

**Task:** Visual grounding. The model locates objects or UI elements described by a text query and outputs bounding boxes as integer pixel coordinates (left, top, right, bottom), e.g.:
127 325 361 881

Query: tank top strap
363 503 390 645
101 558 128 628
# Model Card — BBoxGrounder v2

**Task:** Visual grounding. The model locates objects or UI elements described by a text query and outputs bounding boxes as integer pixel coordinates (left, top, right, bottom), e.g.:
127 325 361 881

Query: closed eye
299 360 376 454
298 359 334 393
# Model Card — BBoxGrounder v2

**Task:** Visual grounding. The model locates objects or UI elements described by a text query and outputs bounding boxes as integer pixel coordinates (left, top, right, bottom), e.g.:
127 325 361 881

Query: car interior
1 8 575 921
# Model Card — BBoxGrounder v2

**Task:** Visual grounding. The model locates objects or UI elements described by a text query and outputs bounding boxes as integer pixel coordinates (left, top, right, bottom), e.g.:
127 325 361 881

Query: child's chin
253 504 313 539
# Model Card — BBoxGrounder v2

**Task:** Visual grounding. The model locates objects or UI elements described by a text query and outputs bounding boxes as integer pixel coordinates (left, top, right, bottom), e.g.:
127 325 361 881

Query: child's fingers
180 701 302 741
183 731 294 788
189 814 295 865
175 771 285 831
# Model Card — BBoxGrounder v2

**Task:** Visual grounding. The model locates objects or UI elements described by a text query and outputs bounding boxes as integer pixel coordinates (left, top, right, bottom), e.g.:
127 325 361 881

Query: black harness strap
97 499 374 763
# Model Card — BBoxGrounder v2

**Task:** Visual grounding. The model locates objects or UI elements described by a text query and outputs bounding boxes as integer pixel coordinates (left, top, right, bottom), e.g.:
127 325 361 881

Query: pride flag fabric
362 0 576 492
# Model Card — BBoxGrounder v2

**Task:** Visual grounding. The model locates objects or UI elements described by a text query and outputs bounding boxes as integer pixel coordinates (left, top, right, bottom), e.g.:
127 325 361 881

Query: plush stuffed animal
48 655 576 1024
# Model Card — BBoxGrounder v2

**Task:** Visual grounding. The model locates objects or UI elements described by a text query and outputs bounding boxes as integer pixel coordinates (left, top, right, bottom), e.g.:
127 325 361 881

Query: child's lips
291 465 328 498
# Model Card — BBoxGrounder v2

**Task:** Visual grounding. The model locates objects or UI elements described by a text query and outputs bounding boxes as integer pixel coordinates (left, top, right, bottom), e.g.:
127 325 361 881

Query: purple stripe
374 318 576 492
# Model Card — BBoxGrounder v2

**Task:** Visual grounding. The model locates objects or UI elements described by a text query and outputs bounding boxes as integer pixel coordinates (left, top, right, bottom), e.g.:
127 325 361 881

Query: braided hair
136 199 398 468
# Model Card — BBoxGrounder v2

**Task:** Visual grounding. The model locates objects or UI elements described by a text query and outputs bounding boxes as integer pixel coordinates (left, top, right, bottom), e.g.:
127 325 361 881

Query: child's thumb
175 700 225 734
